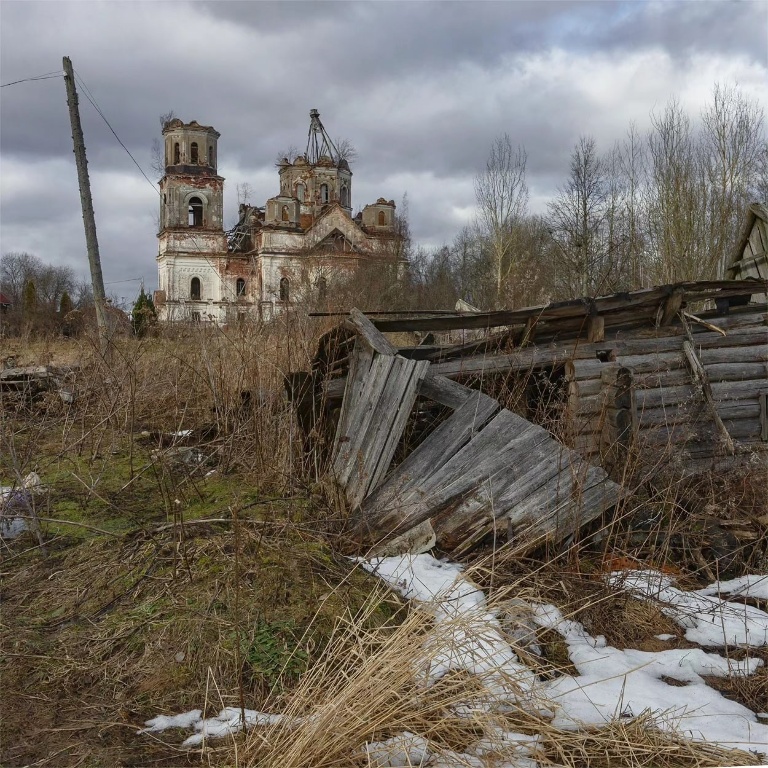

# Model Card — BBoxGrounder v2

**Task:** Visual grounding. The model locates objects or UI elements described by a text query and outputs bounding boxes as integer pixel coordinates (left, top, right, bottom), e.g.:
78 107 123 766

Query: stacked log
563 309 768 471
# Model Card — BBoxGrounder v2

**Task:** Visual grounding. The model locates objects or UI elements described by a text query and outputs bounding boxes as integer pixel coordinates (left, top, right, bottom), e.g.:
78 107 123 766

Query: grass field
1 324 766 767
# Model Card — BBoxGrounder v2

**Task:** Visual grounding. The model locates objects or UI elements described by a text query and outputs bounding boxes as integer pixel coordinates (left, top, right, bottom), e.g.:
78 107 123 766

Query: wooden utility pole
63 56 109 356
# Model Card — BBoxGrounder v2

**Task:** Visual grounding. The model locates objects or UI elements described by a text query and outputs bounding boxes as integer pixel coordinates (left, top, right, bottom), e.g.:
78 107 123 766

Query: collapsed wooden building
290 251 767 555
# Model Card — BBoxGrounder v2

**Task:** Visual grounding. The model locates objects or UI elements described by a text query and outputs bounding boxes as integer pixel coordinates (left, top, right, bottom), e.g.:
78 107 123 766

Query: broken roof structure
290 270 767 556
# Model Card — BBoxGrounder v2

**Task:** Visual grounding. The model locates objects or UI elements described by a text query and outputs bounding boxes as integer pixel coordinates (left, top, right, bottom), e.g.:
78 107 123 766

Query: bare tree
701 83 766 276
474 134 529 307
151 110 177 178
645 98 706 283
547 136 611 296
274 145 301 167
334 137 358 166
237 183 253 205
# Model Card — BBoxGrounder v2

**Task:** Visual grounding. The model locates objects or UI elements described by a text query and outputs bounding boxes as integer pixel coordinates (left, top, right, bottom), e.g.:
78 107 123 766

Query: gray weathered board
331 312 626 557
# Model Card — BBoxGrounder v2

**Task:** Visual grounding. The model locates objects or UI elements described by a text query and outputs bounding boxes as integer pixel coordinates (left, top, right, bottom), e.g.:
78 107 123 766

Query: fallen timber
303 279 768 491
323 309 626 556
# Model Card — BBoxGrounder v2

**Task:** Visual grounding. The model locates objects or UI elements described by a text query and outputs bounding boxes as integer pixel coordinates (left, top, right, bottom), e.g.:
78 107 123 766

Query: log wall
564 308 768 472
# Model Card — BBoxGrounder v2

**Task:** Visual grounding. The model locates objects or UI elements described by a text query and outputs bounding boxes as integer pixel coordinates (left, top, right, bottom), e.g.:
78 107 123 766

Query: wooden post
63 56 109 357
680 314 736 455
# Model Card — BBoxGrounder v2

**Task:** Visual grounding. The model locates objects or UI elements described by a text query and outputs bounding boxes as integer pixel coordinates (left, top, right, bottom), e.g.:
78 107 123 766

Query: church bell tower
156 119 227 321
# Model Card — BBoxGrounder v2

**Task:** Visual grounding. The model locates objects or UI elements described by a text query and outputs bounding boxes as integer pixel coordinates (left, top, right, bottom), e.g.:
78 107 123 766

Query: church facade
154 111 405 322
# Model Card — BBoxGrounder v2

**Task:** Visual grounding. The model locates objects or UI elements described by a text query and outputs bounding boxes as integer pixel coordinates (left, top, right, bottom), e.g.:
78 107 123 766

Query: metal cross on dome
306 109 340 165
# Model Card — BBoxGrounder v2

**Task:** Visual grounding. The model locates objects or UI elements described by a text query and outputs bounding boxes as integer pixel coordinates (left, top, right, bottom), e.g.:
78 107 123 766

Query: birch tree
701 83 765 276
547 136 610 296
474 135 528 307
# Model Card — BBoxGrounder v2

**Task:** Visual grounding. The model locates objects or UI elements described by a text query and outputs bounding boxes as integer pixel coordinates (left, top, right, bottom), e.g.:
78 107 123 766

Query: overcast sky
1 0 766 303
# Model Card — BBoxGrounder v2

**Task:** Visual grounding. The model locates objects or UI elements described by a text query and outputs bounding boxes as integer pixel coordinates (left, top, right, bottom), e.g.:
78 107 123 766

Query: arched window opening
296 183 305 202
236 278 246 297
281 205 290 222
190 142 199 164
378 210 386 226
190 277 201 300
317 276 327 301
279 277 289 302
320 184 329 204
340 185 349 207
173 142 180 164
189 197 203 227
208 146 214 166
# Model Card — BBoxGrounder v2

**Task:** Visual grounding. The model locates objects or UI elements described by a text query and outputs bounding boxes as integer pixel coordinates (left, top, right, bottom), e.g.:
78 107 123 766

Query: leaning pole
62 55 109 356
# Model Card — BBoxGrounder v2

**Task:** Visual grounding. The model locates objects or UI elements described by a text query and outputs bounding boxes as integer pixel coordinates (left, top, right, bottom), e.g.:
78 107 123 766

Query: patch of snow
698 575 768 601
607 570 768 647
469 727 540 764
138 709 202 733
364 731 430 767
429 752 485 767
138 707 283 746
360 555 539 710
655 634 676 641
533 603 768 757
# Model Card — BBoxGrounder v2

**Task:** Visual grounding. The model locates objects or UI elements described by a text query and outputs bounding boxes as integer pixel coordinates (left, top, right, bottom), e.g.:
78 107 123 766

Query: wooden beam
587 315 605 343
345 307 397 356
657 287 685 327
681 317 736 455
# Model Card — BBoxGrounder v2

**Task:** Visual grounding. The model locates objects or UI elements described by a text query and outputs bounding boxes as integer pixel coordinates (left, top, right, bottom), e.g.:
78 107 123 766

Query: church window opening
320 184 329 204
296 183 305 202
173 142 180 164
189 197 203 227
279 277 290 302
191 142 199 164
317 276 327 301
208 146 213 166
281 205 290 221
340 185 349 207
190 277 201 300
236 278 246 297
378 210 386 226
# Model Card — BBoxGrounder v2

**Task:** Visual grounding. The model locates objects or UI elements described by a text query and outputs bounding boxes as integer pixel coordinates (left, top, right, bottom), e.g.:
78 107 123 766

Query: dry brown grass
3 320 767 767
242 582 757 768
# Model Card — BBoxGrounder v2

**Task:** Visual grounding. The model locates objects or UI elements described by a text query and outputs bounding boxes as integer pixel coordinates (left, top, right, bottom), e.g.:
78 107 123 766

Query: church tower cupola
158 119 225 233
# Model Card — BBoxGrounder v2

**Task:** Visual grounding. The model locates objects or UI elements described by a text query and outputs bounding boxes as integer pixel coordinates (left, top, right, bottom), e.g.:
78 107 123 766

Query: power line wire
0 71 63 88
72 69 160 196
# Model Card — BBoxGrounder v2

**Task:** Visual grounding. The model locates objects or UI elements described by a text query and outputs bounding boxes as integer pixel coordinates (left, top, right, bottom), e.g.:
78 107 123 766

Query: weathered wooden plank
352 411 546 544
632 363 768 390
332 341 374 455
430 446 573 552
345 357 428 508
569 343 768 381
657 287 685 326
333 355 396 487
431 345 576 379
345 308 397 356
354 358 431 505
418 373 478 409
682 336 735 454
367 282 765 333
508 467 626 554
635 418 761 445
572 324 767 362
587 315 605 342
636 401 761 427
361 388 500 519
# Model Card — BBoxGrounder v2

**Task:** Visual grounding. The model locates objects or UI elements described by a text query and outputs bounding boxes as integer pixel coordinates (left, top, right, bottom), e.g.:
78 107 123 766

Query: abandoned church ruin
153 110 405 323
